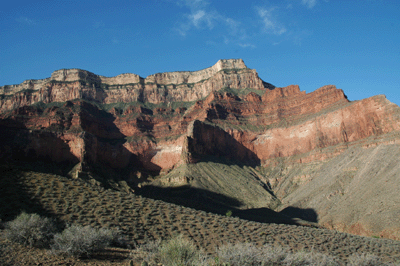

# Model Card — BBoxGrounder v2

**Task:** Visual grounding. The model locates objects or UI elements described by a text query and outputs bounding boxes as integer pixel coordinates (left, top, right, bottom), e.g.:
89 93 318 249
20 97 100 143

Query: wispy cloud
16 16 36 25
302 0 318 9
239 43 256 49
173 0 320 47
174 0 252 47
187 9 217 30
175 0 224 35
256 7 287 35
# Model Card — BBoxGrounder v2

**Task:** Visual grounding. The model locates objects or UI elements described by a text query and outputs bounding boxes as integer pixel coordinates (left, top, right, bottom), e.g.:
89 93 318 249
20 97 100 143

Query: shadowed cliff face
182 120 261 166
1 59 400 239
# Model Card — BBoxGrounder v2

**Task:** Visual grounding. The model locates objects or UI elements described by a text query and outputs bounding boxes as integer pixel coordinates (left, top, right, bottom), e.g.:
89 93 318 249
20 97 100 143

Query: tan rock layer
0 59 269 112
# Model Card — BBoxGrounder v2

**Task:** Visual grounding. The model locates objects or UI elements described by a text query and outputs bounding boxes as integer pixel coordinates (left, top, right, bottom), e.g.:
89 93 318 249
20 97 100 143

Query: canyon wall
1 59 400 239
0 59 270 113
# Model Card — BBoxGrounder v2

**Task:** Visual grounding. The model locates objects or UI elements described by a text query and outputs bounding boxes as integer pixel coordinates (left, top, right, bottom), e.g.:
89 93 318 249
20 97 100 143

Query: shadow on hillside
137 184 243 212
136 184 318 226
0 165 63 227
279 206 319 223
233 207 300 225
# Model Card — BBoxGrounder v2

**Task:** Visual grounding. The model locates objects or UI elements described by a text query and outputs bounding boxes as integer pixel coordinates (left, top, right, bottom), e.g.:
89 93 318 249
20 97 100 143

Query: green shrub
159 235 204 266
4 212 56 248
50 224 121 258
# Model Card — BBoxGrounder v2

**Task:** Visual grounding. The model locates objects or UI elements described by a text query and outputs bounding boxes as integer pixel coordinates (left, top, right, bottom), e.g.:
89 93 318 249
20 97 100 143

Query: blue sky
1 0 399 105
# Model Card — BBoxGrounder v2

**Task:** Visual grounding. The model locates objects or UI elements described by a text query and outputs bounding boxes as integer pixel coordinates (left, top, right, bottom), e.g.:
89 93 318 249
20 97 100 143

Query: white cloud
174 0 247 44
187 9 217 29
172 0 321 46
302 0 317 9
239 43 256 49
189 10 206 27
175 0 217 36
257 7 287 35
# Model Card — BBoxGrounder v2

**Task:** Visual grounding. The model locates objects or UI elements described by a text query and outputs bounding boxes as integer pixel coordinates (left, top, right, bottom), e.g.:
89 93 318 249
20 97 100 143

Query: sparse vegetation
215 242 339 266
347 253 385 266
4 212 57 248
159 235 205 266
51 224 121 257
2 164 400 265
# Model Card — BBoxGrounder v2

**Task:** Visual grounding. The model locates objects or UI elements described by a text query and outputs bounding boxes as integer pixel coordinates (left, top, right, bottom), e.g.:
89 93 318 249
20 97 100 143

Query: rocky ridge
0 59 270 112
1 59 400 240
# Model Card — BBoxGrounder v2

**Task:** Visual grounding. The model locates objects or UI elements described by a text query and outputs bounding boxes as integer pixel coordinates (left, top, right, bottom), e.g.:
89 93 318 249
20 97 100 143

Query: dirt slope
275 143 400 239
2 164 400 265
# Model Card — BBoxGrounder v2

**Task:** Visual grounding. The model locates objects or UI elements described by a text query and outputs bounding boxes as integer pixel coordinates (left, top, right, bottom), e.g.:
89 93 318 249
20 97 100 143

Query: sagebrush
216 242 339 266
160 235 205 266
51 224 121 257
4 212 57 248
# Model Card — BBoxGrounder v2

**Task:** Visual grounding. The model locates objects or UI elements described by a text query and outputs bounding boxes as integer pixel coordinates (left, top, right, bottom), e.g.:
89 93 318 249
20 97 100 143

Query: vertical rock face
0 59 270 113
182 120 260 165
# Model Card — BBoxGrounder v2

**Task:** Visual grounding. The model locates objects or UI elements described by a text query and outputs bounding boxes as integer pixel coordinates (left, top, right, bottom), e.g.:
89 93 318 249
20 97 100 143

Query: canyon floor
1 163 400 265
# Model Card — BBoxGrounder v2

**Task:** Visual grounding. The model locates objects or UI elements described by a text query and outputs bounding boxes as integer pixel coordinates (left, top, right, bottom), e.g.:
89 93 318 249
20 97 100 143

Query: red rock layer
1 60 399 178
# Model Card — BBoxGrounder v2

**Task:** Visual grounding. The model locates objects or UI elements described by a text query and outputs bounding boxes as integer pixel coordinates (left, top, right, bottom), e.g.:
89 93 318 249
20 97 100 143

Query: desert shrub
4 212 57 248
347 253 384 266
50 224 121 257
259 244 288 265
216 242 263 266
216 243 339 266
283 250 339 266
159 235 205 266
131 239 162 265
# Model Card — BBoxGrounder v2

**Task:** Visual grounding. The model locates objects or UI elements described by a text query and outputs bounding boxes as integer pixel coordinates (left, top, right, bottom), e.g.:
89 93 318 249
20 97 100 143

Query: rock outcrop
1 59 400 240
0 59 271 113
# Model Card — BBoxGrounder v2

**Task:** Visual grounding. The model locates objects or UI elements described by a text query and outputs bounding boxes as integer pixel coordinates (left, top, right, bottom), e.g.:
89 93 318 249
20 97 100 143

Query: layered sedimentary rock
1 59 400 239
2 59 399 174
0 59 270 113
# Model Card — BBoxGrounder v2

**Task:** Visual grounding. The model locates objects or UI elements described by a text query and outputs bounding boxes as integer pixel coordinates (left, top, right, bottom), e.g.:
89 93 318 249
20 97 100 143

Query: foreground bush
283 250 339 266
216 242 339 266
4 212 56 248
51 224 121 257
131 239 162 264
347 253 385 266
216 242 267 266
131 235 208 266
160 235 206 266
